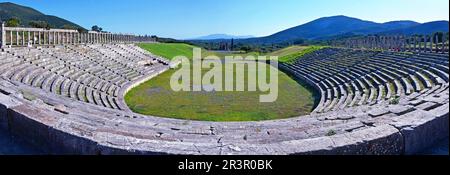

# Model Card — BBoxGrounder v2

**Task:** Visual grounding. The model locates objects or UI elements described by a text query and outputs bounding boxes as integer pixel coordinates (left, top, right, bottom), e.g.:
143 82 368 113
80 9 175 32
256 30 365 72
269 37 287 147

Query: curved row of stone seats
0 45 448 154
0 47 449 155
0 44 168 110
115 44 151 59
281 48 449 114
88 44 148 65
1 68 448 154
67 45 153 78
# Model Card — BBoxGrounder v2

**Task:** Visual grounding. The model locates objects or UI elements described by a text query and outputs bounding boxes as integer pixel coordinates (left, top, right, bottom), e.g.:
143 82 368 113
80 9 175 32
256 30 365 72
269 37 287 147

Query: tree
293 38 305 45
240 45 252 53
91 25 103 32
62 24 78 30
231 38 234 51
29 21 52 29
77 28 88 33
5 17 20 27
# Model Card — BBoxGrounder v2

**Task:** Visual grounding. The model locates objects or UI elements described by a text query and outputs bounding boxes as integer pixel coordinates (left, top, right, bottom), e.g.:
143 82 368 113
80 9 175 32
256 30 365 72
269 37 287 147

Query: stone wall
0 92 447 154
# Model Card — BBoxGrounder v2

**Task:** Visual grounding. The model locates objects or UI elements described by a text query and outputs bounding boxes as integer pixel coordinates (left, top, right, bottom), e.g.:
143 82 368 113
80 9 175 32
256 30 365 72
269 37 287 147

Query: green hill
196 16 448 45
0 2 84 30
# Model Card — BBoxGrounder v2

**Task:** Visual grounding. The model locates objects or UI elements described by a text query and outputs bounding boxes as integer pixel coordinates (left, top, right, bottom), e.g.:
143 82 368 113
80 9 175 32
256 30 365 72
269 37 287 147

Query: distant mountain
191 34 254 40
350 20 420 34
0 2 84 29
265 16 380 41
381 21 449 35
236 16 448 44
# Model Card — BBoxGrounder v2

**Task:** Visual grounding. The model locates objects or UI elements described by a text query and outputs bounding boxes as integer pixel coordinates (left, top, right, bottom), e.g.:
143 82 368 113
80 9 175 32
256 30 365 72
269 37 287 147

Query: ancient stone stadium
0 22 448 155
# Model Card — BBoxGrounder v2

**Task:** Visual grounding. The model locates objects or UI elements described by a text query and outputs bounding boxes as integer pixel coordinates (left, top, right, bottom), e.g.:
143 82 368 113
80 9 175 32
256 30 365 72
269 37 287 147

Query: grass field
274 46 327 63
137 43 323 62
268 45 309 57
125 43 316 121
138 43 214 59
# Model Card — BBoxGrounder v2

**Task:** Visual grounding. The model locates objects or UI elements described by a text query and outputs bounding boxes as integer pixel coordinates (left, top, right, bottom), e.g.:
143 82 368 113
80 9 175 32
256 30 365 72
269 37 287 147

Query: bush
6 17 20 27
29 21 52 29
389 96 400 105
326 130 337 136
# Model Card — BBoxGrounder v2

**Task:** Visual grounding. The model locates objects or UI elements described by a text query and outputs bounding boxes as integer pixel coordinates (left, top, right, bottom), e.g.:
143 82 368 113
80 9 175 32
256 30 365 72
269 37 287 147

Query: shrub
6 17 20 27
389 96 400 105
326 130 337 136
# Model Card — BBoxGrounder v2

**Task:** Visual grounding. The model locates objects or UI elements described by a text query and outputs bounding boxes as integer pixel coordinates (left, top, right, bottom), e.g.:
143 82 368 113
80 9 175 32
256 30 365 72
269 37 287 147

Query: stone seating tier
0 46 448 155
0 44 168 110
282 48 449 113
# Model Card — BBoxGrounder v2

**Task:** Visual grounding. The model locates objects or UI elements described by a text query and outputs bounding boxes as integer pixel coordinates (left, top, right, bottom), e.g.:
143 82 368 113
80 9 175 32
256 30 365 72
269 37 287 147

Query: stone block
368 108 390 117
390 107 449 155
0 93 22 130
388 105 415 115
281 125 403 155
7 104 59 152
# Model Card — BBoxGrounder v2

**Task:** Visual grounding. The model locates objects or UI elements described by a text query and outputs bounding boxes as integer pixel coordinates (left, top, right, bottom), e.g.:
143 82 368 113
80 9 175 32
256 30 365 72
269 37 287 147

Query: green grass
137 43 325 63
278 46 328 63
213 51 261 58
125 43 316 122
267 45 309 57
137 43 200 60
211 45 326 63
21 90 36 101
413 76 424 90
388 82 395 94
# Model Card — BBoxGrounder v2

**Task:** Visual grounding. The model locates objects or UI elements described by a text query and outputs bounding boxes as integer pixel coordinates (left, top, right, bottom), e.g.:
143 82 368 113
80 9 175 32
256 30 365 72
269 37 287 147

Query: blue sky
2 0 449 39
